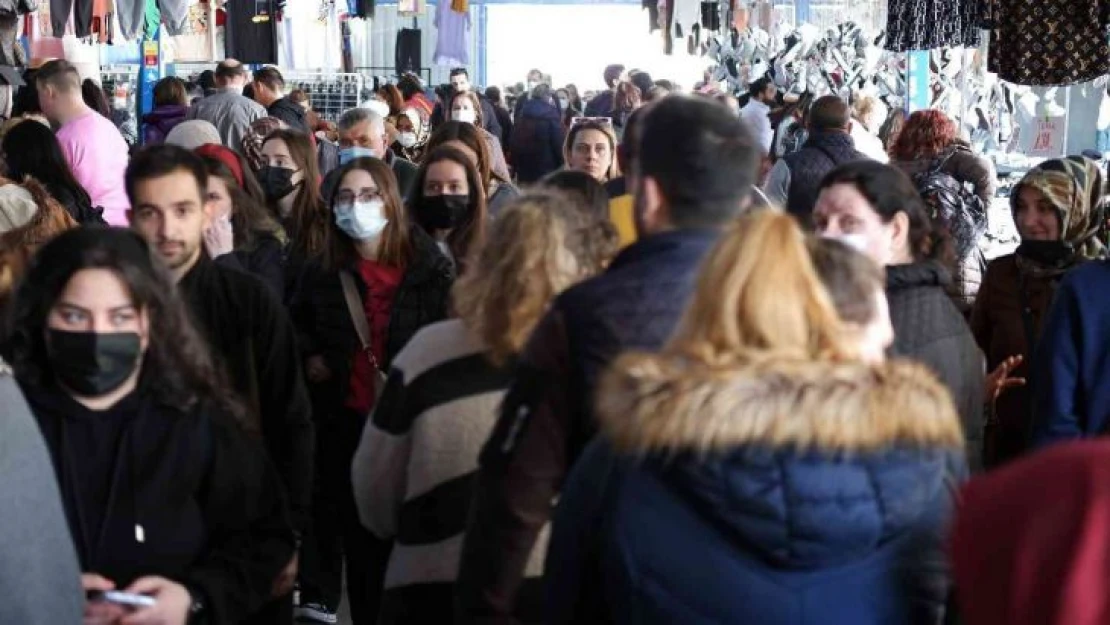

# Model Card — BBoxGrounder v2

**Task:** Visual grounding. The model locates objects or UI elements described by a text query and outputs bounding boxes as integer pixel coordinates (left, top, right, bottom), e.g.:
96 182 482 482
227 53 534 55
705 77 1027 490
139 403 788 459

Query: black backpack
912 150 988 264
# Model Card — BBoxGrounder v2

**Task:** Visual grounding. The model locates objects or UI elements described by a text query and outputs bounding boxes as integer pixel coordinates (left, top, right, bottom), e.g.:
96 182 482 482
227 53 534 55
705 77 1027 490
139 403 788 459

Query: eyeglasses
334 188 383 205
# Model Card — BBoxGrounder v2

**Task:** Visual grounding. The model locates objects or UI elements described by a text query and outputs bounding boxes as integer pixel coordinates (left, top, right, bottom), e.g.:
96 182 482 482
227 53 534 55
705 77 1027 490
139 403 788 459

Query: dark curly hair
4 227 248 427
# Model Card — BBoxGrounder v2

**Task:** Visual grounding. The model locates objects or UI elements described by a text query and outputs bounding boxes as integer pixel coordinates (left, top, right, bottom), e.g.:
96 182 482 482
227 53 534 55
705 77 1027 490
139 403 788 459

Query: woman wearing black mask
4 227 294 625
971 156 1108 467
291 157 453 625
260 129 329 301
409 146 488 273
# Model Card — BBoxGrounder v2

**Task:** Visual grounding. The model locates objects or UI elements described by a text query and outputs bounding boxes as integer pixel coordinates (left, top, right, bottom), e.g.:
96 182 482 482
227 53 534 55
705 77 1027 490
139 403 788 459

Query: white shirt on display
741 99 774 156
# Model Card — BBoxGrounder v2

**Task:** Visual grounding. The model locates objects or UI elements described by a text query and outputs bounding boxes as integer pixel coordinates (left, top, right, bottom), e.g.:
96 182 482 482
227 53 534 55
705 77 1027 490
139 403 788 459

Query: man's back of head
637 95 759 232
34 60 83 124
604 64 625 89
809 95 851 133
215 59 248 89
252 66 285 106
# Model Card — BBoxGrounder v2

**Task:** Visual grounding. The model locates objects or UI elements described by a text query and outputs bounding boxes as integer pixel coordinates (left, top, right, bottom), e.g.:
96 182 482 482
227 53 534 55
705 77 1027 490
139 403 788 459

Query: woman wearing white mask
389 108 429 163
447 91 511 181
291 155 454 625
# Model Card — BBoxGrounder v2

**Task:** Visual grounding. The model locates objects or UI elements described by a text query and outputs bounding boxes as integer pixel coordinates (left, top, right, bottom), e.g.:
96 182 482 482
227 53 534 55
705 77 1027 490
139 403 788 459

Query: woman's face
451 97 477 119
47 268 149 347
206 176 233 220
813 183 907 266
334 168 382 209
569 129 613 182
851 289 895 364
1014 185 1061 241
423 160 470 197
396 115 415 133
261 139 305 187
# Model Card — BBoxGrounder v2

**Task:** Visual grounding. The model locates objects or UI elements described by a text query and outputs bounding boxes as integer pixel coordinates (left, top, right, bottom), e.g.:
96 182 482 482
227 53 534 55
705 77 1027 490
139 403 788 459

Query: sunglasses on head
570 116 613 128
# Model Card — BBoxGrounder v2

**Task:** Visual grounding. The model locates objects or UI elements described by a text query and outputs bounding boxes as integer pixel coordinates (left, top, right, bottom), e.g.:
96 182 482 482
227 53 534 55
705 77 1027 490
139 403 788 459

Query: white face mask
397 132 418 148
335 199 388 240
112 97 128 110
822 232 870 254
451 108 477 124
558 97 569 110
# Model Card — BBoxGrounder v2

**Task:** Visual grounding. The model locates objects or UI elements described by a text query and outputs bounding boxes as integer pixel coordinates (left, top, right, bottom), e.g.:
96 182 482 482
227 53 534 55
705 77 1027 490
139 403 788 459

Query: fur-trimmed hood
595 354 966 568
598 353 964 455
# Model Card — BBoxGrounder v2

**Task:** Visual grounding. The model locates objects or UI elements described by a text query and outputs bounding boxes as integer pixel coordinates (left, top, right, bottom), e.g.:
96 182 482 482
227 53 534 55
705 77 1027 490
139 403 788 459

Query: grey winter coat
0 364 83 624
187 88 267 151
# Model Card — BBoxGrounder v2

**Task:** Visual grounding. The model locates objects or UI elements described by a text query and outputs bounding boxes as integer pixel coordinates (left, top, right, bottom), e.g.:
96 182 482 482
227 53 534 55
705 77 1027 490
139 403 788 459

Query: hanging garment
0 12 22 65
50 0 93 37
114 0 144 39
158 0 189 35
985 0 1110 86
884 0 979 52
700 1 720 31
451 0 467 13
432 0 468 66
395 27 421 74
347 0 373 18
223 0 277 64
397 0 423 17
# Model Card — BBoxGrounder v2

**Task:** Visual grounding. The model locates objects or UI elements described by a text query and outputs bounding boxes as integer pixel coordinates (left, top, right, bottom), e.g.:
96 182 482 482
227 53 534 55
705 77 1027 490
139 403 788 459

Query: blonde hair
452 193 607 365
668 210 864 365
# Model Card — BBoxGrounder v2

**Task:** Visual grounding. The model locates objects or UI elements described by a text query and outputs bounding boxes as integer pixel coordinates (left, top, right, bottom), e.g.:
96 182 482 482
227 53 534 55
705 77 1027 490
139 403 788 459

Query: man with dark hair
765 94 868 221
251 66 308 133
584 63 625 116
35 59 131 226
429 67 501 137
740 76 778 154
126 145 313 625
187 58 266 149
456 95 759 624
485 85 514 147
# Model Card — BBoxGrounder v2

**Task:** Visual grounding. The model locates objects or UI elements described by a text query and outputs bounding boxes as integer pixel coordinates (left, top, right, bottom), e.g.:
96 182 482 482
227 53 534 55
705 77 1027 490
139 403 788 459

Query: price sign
1029 116 1066 158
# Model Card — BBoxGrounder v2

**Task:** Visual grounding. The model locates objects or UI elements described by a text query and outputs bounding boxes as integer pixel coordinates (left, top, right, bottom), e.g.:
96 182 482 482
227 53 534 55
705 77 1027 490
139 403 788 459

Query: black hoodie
267 97 308 133
23 384 294 625
179 255 315 532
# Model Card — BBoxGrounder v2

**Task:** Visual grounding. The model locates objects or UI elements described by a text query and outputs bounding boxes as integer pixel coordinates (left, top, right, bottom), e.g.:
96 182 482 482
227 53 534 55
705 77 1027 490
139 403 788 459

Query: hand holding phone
87 590 157 609
82 573 128 625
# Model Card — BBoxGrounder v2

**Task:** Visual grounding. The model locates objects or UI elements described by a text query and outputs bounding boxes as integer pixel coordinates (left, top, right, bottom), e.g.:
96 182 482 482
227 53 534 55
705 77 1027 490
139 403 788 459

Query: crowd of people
1 54 1110 625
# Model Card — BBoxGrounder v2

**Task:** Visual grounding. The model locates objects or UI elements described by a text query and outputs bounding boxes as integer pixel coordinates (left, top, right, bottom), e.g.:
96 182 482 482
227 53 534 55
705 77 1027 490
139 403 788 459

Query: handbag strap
339 270 381 370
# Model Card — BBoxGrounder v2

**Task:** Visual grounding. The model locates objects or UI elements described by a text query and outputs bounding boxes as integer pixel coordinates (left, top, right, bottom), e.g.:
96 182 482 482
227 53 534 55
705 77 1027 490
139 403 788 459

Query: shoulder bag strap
339 270 381 371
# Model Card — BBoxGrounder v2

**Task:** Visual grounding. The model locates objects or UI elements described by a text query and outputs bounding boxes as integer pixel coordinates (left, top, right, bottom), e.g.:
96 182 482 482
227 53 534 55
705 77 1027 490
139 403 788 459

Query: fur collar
597 353 964 454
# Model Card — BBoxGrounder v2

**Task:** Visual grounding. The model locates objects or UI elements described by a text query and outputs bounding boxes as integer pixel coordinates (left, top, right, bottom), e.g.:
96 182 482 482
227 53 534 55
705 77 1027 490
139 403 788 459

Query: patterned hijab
1012 156 1108 274
241 117 288 172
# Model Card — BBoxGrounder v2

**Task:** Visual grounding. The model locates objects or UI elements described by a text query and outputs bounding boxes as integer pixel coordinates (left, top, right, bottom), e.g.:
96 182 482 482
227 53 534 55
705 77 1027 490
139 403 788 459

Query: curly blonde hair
452 193 609 365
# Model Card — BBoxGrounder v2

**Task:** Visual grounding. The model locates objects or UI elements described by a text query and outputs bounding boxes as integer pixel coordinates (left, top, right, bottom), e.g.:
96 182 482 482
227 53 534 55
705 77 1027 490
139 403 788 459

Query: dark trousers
299 407 392 625
245 593 293 625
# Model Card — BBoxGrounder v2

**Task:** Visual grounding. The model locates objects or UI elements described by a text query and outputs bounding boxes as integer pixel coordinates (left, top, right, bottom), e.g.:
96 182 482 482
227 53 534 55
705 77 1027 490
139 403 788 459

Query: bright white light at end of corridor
485 4 711 91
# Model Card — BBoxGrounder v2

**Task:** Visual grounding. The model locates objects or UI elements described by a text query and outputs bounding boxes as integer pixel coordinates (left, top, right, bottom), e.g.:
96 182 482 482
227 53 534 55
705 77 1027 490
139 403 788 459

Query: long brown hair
264 129 327 258
452 193 608 365
427 120 499 187
410 146 488 270
563 120 622 181
199 155 286 251
322 157 412 272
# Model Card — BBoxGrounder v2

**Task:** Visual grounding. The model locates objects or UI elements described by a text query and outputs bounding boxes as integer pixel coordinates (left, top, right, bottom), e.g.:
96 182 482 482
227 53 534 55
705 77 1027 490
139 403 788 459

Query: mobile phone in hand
86 590 157 609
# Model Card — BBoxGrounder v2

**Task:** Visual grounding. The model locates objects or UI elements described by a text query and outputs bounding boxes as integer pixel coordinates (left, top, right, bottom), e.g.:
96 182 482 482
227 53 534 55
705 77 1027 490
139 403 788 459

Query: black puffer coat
292 227 454 414
886 262 985 472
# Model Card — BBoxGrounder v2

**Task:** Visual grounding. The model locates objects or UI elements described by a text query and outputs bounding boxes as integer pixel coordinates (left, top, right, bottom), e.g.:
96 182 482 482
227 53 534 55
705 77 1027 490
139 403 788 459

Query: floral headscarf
1012 156 1108 271
241 117 288 172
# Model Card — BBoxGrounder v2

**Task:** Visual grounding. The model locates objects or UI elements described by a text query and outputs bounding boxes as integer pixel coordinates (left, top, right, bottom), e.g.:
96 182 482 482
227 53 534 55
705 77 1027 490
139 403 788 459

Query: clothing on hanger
396 27 421 74
224 0 277 64
347 0 372 18
885 0 979 52
451 0 467 13
986 0 1110 86
158 0 190 35
432 0 468 66
50 0 93 37
114 0 144 39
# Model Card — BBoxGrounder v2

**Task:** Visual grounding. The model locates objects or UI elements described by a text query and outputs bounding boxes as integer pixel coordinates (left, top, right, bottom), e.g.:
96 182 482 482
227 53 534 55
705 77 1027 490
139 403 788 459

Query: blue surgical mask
335 199 388 240
339 146 378 165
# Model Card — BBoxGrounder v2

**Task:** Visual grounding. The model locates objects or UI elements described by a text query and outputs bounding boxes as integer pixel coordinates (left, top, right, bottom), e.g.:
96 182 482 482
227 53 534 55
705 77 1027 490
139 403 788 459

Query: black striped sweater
352 319 548 624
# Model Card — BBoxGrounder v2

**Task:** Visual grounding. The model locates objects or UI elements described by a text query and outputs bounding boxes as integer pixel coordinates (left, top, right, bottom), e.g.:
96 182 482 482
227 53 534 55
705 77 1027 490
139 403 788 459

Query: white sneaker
294 603 338 624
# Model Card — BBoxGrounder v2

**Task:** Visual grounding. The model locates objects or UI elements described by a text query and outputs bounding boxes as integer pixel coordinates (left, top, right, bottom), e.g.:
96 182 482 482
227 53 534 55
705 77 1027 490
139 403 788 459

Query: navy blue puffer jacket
546 355 967 625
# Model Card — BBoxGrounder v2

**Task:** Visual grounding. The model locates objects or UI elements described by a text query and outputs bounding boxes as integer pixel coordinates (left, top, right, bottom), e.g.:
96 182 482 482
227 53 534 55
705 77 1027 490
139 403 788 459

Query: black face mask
1016 240 1074 267
258 166 298 202
47 330 142 397
417 194 470 230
